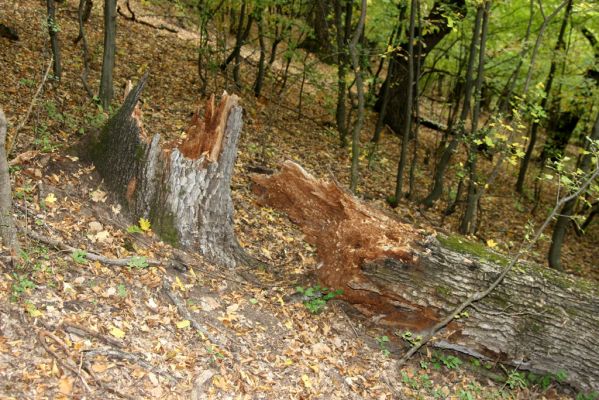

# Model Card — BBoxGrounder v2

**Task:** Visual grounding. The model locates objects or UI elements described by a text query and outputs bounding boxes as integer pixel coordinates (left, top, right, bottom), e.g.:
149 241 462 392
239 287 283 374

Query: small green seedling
127 256 149 269
376 335 391 357
71 249 87 264
295 285 343 314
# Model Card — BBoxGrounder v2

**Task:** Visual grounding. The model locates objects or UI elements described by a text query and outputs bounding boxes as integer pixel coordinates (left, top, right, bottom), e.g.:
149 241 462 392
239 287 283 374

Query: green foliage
376 335 391 356
127 256 149 269
71 249 87 264
505 371 528 390
117 284 128 297
295 285 343 314
11 274 36 301
400 330 422 347
127 225 143 234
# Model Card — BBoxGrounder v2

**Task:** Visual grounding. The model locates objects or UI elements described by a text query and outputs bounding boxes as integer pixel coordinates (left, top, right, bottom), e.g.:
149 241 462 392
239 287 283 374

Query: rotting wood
251 160 599 391
90 74 254 268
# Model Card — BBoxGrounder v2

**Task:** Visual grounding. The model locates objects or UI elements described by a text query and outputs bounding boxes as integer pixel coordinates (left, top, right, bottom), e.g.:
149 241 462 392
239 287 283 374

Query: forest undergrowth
0 0 596 399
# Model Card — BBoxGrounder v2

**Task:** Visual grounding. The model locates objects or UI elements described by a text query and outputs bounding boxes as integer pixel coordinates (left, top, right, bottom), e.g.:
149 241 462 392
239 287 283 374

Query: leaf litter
0 0 592 399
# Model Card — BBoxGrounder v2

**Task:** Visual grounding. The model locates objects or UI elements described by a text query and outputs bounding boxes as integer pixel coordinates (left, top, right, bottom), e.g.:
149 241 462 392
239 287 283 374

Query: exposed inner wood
251 160 599 392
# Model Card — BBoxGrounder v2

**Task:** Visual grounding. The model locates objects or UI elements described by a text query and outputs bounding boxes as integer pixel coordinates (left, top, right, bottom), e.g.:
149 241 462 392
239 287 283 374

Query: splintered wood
179 93 238 161
251 161 435 330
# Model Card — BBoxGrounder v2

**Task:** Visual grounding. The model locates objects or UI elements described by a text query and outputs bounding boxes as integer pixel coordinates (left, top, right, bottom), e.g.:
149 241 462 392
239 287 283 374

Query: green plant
127 225 143 234
400 330 422 347
577 392 599 400
71 249 87 264
117 284 127 297
295 285 343 314
127 256 149 269
376 335 390 357
439 354 462 369
11 274 36 301
505 371 528 389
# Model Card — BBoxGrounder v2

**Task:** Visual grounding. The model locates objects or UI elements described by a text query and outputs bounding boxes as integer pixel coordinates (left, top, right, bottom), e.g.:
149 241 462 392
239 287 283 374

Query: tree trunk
300 0 334 62
548 110 599 270
393 0 417 204
421 4 482 208
253 10 266 97
459 1 490 235
252 160 599 392
379 0 465 134
99 0 116 109
90 75 251 268
46 0 62 80
516 0 572 194
0 108 19 254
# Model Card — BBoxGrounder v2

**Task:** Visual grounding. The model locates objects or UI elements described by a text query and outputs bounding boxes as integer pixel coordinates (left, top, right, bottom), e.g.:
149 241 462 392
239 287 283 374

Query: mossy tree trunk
252 160 599 392
91 74 251 267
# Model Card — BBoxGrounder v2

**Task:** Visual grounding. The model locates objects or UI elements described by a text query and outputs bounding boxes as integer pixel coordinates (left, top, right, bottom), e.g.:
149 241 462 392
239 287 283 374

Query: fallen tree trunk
90 74 251 267
251 160 599 391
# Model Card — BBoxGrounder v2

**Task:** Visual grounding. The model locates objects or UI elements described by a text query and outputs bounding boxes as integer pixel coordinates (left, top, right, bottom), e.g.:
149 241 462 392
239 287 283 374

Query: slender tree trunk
99 0 116 109
421 5 483 207
76 0 93 98
333 0 351 147
408 0 422 199
497 0 534 114
392 0 417 204
548 110 599 270
0 108 19 254
348 0 367 193
253 10 267 97
521 0 569 96
46 0 62 80
460 1 490 235
516 0 572 194
74 0 93 44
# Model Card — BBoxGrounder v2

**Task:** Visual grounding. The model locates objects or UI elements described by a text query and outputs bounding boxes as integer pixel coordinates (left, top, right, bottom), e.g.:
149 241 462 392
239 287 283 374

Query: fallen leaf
301 374 312 388
176 320 191 329
109 326 126 339
44 193 57 206
58 376 74 395
91 189 107 203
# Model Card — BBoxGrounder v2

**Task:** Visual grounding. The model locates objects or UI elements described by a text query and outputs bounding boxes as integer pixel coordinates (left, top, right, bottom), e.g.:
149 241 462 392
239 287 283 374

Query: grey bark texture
0 108 19 253
365 237 599 392
90 75 250 268
99 0 116 109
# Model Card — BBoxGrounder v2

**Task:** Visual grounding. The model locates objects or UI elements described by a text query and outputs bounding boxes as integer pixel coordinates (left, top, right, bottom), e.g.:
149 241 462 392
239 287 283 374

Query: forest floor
0 0 597 399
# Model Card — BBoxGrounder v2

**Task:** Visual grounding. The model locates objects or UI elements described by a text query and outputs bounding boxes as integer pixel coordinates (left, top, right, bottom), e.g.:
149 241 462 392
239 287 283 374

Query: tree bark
252 160 599 392
46 0 62 80
379 0 466 134
516 0 572 194
99 0 116 109
90 75 251 268
0 108 19 254
548 110 599 270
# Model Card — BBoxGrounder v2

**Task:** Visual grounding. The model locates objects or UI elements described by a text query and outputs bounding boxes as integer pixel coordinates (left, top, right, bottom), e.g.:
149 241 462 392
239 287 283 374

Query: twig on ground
63 323 125 348
20 226 162 267
38 330 92 393
8 57 53 156
83 348 178 382
396 166 599 368
161 278 229 349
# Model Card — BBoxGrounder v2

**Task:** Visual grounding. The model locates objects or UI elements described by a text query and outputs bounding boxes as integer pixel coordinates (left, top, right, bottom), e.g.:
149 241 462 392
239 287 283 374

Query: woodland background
0 0 598 398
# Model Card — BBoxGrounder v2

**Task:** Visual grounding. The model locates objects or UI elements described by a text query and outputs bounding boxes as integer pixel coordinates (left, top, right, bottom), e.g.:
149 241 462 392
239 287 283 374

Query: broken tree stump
90 74 250 267
251 160 599 391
